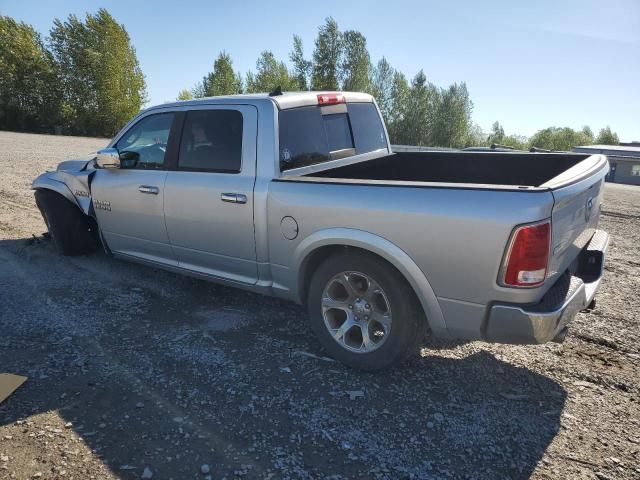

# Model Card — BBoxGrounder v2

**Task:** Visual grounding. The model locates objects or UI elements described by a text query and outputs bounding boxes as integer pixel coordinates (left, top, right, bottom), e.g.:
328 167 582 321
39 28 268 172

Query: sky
1 0 638 141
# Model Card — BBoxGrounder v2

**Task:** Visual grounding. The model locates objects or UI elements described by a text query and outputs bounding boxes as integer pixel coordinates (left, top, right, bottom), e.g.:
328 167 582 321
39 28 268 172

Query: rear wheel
307 251 424 370
34 189 97 256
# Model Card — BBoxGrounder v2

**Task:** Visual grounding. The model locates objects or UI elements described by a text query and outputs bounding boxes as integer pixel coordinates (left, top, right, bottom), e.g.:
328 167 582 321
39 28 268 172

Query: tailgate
545 154 609 282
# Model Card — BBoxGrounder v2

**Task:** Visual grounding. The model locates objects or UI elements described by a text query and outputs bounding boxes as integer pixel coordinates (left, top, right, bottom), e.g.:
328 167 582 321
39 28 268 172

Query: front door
163 105 258 284
92 111 178 266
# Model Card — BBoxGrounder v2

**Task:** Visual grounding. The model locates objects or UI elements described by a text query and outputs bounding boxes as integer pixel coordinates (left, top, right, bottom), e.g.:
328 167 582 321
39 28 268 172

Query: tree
487 121 505 145
0 16 61 132
340 30 371 92
430 82 473 148
465 123 486 147
290 35 311 90
245 50 298 93
196 51 242 97
49 9 146 136
399 70 437 146
595 126 619 145
529 126 595 151
311 17 342 90
370 57 395 124
177 89 193 101
385 71 410 144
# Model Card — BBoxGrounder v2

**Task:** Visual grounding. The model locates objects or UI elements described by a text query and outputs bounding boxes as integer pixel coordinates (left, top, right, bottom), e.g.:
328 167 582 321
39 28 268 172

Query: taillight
317 93 345 105
501 220 551 287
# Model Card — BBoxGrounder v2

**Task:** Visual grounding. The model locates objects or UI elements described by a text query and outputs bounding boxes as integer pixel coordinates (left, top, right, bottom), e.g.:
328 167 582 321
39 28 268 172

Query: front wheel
34 189 97 256
307 251 425 370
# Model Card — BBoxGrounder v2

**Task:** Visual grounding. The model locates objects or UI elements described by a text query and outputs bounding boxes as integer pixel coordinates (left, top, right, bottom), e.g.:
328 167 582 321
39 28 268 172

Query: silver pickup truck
32 91 609 370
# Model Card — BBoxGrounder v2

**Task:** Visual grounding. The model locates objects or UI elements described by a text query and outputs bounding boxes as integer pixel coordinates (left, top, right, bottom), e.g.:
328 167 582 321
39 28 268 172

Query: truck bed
307 151 590 188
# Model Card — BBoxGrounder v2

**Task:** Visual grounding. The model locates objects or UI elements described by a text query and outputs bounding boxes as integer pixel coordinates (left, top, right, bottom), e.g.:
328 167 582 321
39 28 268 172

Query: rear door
163 105 258 284
91 111 178 266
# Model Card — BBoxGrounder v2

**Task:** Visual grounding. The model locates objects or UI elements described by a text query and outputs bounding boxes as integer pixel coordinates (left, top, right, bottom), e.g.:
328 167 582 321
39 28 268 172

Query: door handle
221 193 247 204
138 185 159 195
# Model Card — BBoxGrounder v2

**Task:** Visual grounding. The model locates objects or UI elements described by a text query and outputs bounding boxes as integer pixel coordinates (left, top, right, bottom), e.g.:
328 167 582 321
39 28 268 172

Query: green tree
311 17 342 90
196 51 242 97
245 50 298 93
290 35 311 90
430 82 473 148
487 121 505 145
177 89 193 101
49 9 146 136
370 57 395 124
400 70 437 146
386 71 410 144
465 123 486 147
0 16 61 132
529 126 595 151
340 30 371 92
595 126 619 145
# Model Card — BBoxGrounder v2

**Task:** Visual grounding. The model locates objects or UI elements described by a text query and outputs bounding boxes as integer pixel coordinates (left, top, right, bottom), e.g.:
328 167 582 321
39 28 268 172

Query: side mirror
96 148 121 169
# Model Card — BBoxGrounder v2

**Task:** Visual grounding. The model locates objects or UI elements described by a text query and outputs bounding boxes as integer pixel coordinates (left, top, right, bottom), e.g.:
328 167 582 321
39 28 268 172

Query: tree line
0 10 145 137
1 11 621 148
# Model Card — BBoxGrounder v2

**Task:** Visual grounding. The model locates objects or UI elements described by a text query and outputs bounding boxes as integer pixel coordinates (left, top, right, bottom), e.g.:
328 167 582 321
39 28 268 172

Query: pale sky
2 0 638 140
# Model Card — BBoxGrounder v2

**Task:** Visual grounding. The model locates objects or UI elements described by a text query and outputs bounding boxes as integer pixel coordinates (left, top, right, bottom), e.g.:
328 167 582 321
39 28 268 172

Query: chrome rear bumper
485 230 609 344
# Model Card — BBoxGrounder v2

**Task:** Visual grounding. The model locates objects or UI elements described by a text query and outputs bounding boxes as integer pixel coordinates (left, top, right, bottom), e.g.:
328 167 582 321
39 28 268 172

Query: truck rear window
279 102 387 172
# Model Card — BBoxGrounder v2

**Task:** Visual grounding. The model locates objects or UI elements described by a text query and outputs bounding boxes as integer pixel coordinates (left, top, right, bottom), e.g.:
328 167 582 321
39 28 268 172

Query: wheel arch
293 228 448 337
32 174 80 209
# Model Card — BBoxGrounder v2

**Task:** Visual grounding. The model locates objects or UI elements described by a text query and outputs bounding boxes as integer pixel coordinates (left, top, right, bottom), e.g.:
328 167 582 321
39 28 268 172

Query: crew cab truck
32 91 609 370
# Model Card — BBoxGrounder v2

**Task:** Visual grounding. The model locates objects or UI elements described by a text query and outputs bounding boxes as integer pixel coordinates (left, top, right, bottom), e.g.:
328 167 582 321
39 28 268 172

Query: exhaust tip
553 327 569 343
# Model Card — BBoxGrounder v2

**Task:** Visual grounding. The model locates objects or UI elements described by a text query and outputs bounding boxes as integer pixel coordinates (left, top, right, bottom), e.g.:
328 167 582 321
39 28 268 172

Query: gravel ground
0 130 638 480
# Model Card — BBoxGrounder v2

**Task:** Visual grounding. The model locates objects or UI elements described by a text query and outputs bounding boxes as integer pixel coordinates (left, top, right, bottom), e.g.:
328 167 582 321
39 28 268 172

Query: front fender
32 170 93 215
293 228 448 337
31 172 78 207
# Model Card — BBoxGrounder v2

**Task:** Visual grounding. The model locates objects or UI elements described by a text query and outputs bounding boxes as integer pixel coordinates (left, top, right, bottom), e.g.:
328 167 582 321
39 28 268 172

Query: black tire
34 189 97 256
307 251 425 371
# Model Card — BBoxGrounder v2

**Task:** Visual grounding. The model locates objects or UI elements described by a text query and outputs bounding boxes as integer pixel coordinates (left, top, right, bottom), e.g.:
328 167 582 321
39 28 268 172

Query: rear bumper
484 229 609 344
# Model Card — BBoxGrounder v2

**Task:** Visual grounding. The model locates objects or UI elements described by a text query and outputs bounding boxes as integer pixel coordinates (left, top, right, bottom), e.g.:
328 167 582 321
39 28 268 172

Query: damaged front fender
31 157 97 216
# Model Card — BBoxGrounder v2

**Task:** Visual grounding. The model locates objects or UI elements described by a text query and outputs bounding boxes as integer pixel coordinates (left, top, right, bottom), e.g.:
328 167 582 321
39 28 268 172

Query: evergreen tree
400 70 437 146
197 52 242 97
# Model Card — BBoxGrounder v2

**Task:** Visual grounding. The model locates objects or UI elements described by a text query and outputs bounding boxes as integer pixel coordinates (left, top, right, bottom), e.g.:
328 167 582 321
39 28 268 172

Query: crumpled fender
31 165 95 216
32 172 78 206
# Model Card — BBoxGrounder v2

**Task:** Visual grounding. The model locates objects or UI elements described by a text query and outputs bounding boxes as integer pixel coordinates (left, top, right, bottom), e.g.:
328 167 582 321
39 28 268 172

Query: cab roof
148 91 375 112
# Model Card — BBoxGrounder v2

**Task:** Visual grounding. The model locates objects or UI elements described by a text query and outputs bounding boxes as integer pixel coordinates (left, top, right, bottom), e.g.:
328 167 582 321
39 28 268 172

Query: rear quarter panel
267 180 556 309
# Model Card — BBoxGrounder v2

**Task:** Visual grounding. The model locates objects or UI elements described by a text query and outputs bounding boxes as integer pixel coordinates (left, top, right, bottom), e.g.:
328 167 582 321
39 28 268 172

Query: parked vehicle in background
32 91 609 370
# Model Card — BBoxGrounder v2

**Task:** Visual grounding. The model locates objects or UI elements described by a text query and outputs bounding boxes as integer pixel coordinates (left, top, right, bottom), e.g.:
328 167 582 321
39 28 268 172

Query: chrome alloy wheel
321 271 392 353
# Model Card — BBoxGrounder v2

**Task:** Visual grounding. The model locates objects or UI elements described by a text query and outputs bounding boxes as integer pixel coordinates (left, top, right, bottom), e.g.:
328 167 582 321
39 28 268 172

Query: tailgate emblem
585 197 594 222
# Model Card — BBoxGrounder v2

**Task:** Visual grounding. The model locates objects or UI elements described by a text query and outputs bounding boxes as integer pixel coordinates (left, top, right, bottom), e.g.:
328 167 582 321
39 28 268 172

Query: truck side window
115 113 174 169
178 110 243 173
347 103 387 153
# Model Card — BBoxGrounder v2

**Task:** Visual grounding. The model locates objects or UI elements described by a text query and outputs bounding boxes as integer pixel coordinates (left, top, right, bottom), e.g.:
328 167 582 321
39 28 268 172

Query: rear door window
178 109 243 172
279 102 387 172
